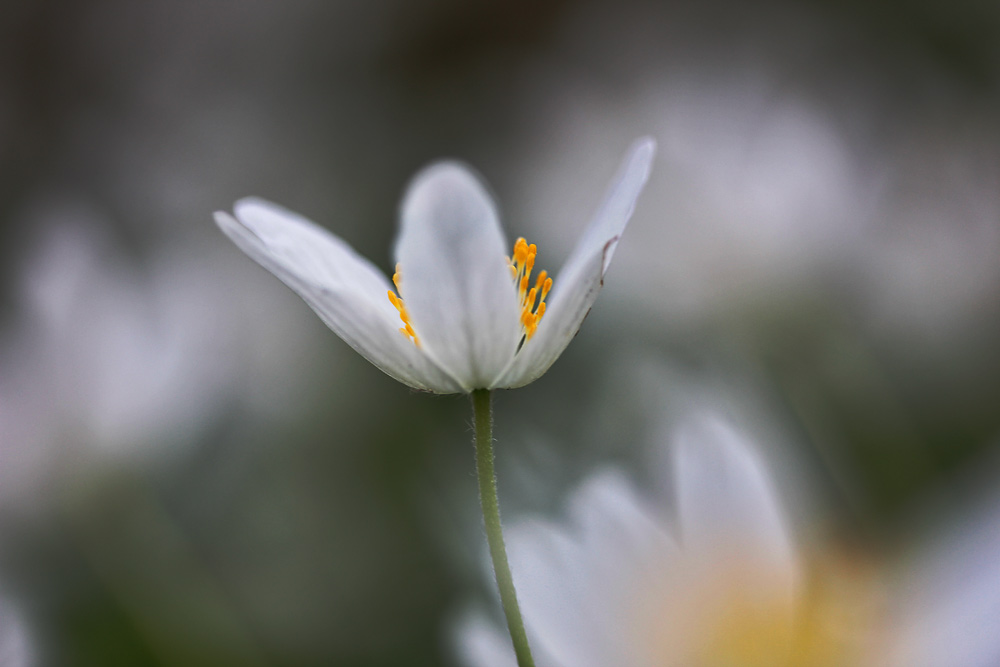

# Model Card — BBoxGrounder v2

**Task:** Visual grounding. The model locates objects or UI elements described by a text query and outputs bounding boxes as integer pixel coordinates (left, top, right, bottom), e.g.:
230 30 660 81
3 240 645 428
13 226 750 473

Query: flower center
386 237 553 347
508 237 552 341
634 553 883 667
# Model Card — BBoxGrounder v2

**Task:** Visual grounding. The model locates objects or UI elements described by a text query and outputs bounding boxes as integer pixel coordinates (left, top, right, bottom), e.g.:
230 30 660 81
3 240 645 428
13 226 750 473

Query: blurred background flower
453 412 852 666
453 377 1000 667
1 0 999 664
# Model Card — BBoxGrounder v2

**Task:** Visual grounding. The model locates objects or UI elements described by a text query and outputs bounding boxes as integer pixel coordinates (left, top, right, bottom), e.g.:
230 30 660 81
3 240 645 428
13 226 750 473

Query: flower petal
216 199 463 393
673 416 798 591
452 610 519 667
487 471 677 667
395 163 521 391
495 138 655 389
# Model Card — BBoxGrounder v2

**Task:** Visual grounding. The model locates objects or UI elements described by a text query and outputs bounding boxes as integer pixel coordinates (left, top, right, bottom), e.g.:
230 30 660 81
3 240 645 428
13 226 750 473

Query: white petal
216 199 462 393
506 470 677 667
673 416 798 590
396 163 521 390
452 610 519 667
496 138 655 389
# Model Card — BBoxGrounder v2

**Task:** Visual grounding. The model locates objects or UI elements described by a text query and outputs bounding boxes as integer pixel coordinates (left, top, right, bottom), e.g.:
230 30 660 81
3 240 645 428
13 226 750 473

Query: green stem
472 389 535 667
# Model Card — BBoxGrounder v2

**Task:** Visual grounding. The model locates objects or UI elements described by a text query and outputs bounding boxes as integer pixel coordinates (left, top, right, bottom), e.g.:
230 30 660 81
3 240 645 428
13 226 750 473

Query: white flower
215 138 655 393
454 415 1000 667
456 416 809 667
0 218 319 513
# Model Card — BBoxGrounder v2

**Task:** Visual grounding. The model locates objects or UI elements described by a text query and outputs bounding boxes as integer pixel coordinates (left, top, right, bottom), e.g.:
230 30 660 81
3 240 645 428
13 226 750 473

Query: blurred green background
1 0 999 664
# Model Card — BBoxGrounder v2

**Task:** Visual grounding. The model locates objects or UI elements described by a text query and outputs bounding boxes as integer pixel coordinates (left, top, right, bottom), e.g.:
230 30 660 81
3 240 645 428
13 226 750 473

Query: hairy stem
472 389 535 667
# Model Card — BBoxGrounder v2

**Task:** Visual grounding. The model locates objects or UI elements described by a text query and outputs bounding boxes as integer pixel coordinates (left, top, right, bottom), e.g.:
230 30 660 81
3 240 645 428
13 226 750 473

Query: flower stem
471 389 536 667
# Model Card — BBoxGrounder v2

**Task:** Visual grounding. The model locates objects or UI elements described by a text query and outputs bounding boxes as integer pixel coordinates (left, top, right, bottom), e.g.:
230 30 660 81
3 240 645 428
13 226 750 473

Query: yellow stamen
387 266 419 347
508 236 551 342
513 238 529 265
387 290 402 310
389 237 553 350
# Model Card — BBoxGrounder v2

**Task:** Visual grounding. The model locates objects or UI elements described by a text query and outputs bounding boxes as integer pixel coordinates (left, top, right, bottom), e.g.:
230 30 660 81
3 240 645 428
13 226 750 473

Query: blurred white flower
454 415 1000 666
508 9 1000 344
0 212 320 512
513 71 870 327
216 138 655 393
455 417 857 666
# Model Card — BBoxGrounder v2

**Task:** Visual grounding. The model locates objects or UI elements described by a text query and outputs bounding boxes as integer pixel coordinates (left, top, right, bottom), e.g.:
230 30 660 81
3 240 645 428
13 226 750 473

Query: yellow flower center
634 552 884 667
386 237 552 347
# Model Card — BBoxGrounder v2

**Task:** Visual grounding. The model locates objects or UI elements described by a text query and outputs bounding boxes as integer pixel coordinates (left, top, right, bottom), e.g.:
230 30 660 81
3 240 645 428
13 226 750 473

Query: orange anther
516 244 530 265
392 263 403 291
388 266 418 346
508 236 552 343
